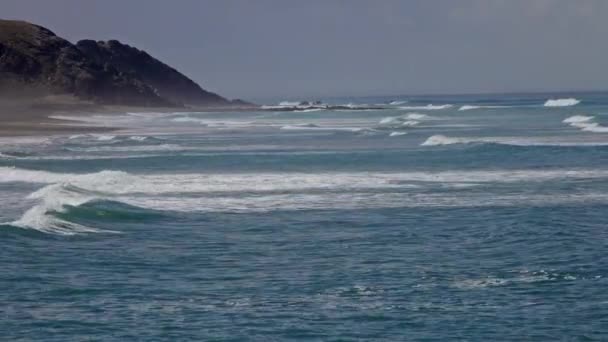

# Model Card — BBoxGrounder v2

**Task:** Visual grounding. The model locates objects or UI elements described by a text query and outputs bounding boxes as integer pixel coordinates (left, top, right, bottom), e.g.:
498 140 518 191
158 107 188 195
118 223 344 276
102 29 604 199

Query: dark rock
75 39 231 106
0 19 248 108
0 20 172 106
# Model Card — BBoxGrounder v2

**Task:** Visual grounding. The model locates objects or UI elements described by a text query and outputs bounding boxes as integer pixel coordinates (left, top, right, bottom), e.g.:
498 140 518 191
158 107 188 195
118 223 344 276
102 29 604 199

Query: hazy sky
2 0 607 100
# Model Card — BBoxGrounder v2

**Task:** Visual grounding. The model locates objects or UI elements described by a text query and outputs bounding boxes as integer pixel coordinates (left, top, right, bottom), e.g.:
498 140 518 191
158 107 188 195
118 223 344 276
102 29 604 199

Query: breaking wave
399 104 453 110
544 98 580 107
171 117 208 125
5 166 608 234
458 105 510 111
280 125 365 132
563 115 608 133
377 113 435 129
421 134 608 147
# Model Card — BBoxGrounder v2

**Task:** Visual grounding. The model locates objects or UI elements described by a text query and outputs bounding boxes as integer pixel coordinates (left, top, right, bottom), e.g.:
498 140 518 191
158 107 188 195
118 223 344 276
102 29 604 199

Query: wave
421 134 608 147
67 144 195 153
452 270 589 289
421 135 465 146
458 105 510 111
389 132 407 137
279 101 301 106
544 98 580 107
9 183 118 235
377 113 434 129
5 166 608 234
378 117 420 127
399 104 453 110
171 117 208 125
293 108 324 113
95 135 116 141
563 115 594 124
389 100 407 105
280 125 365 132
563 115 608 133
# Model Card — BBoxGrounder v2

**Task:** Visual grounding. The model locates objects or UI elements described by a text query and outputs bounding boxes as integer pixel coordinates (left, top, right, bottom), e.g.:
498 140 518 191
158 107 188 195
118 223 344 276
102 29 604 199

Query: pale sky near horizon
2 0 607 101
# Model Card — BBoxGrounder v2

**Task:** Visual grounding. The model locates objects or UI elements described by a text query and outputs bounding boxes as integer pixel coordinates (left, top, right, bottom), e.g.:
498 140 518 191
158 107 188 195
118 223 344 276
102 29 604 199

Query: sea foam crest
563 115 608 133
399 104 453 110
544 98 580 107
378 113 433 129
421 134 608 146
421 135 465 146
5 166 608 234
458 105 509 111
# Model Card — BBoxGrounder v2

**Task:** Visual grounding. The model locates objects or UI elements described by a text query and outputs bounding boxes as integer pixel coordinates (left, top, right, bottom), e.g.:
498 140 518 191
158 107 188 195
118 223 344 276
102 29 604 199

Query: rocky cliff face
0 20 171 106
0 20 243 108
76 39 231 106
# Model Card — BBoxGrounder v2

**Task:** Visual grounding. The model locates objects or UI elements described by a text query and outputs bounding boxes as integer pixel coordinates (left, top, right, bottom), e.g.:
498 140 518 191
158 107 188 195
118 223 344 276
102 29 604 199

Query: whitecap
544 98 580 107
563 115 594 123
563 115 608 133
377 113 430 129
171 117 208 125
280 125 363 132
95 135 116 141
398 104 453 110
278 101 301 107
458 105 510 111
421 134 608 146
293 108 324 113
5 166 608 234
389 132 407 137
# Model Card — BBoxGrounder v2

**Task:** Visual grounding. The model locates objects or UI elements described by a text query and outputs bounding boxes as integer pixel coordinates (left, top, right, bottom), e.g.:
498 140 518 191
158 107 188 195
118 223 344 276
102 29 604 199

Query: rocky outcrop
0 20 172 106
75 39 231 107
0 19 249 108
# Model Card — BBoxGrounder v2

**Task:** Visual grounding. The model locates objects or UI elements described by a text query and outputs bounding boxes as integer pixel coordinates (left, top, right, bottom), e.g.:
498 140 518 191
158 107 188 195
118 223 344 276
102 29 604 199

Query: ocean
1 92 608 340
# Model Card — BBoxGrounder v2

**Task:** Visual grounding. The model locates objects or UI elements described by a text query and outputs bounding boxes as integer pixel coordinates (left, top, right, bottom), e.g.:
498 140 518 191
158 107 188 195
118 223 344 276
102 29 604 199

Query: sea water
1 92 608 340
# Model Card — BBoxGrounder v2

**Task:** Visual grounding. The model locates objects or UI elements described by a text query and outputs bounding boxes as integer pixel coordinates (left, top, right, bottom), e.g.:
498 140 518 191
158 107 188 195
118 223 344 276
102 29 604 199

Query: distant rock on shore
0 19 251 108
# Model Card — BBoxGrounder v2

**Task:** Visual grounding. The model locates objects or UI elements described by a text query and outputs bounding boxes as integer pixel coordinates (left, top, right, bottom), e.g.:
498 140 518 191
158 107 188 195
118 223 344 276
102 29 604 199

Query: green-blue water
2 93 608 340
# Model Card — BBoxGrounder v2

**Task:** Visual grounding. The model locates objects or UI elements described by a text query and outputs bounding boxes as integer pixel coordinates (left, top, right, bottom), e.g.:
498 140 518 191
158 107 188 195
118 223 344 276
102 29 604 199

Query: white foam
68 144 192 153
11 184 114 235
421 135 463 146
544 98 580 107
294 108 324 113
280 125 363 132
377 113 431 129
578 123 608 133
399 104 453 110
278 101 301 107
129 136 149 142
171 117 208 125
563 115 608 133
95 135 116 141
421 134 608 146
6 167 608 234
563 115 594 124
458 105 509 111
389 100 407 105
389 132 407 137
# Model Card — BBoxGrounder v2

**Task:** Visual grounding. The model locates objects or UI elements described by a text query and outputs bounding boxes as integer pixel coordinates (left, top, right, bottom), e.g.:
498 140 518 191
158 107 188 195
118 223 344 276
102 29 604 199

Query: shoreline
0 98 260 137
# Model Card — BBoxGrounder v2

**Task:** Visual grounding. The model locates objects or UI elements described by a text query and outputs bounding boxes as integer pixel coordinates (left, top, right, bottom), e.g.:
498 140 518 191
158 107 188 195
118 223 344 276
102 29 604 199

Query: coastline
0 96 259 137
